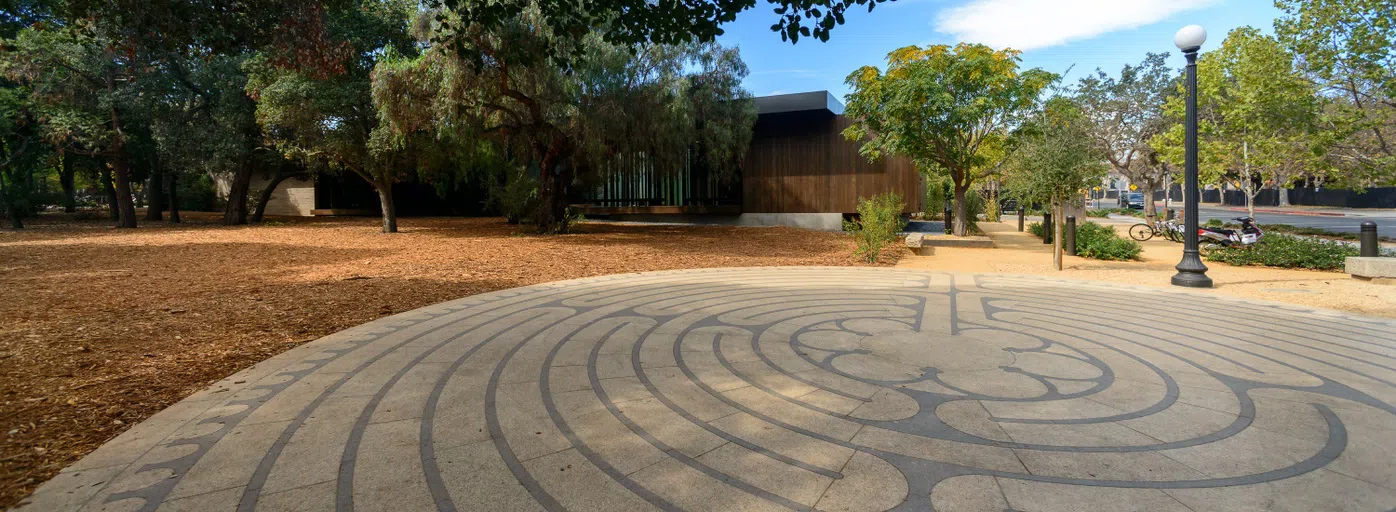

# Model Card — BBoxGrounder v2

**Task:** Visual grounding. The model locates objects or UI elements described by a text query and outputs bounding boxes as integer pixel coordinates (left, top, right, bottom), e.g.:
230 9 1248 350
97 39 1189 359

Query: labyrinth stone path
22 268 1396 512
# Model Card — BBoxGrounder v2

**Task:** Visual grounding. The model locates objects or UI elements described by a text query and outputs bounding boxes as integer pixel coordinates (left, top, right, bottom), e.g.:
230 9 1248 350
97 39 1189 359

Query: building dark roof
753 91 845 116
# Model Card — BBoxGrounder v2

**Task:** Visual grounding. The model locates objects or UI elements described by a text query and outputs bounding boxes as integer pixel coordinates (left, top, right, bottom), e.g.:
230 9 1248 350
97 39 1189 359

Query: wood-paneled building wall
742 91 920 214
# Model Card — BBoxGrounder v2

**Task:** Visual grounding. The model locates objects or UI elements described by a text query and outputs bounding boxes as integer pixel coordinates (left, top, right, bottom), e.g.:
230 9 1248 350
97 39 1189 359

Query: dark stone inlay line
539 318 679 510
335 308 567 512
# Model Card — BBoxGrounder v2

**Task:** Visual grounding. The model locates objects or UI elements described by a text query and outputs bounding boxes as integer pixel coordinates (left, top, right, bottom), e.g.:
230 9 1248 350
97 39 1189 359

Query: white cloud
934 0 1218 51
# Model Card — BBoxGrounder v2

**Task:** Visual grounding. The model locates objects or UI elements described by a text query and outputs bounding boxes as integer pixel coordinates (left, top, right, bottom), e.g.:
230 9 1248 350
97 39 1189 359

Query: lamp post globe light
1171 24 1213 288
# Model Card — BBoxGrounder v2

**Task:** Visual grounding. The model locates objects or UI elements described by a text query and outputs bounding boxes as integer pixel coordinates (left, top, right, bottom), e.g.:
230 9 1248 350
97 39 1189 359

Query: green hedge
1028 220 1141 261
1075 221 1142 260
1204 235 1360 271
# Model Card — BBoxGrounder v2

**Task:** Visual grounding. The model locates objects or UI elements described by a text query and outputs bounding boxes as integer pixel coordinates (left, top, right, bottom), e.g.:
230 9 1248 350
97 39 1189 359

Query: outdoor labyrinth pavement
23 268 1396 512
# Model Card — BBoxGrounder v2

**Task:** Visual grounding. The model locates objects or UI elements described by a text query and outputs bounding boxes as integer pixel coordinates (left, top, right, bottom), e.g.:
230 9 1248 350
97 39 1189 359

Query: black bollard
944 199 953 235
1017 207 1025 232
1065 216 1077 256
1360 221 1379 257
1165 208 1175 221
1043 212 1053 244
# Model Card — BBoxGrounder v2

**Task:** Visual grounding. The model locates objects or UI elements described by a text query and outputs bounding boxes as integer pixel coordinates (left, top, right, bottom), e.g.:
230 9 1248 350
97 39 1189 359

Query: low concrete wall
736 213 844 231
598 212 846 231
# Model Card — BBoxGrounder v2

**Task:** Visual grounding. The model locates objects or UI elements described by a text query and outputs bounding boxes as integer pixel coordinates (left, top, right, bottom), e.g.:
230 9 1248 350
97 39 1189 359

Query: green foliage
491 169 539 225
842 43 1056 236
1204 235 1359 271
1027 221 1044 238
1001 97 1108 213
1085 209 1111 218
1275 0 1395 182
1074 221 1142 261
843 192 906 263
961 190 984 233
923 176 948 220
1155 27 1324 200
372 11 756 233
434 0 895 69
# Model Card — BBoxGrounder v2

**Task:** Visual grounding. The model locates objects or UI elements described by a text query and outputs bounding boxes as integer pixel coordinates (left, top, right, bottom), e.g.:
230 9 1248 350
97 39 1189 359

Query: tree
842 43 1056 236
1076 53 1176 221
246 0 418 233
1156 27 1321 216
3 25 145 227
1276 0 1395 181
433 0 897 67
1002 97 1107 270
372 7 756 233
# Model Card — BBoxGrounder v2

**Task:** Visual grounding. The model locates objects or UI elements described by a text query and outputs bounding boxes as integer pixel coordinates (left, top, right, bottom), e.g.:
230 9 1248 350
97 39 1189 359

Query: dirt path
897 219 1396 319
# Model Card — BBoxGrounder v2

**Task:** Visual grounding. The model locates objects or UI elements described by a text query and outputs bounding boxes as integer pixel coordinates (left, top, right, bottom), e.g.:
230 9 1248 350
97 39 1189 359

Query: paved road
1092 204 1396 234
22 268 1396 511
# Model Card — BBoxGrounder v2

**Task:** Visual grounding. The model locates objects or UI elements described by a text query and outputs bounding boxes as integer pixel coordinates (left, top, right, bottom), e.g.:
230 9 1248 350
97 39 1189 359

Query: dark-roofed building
582 91 922 230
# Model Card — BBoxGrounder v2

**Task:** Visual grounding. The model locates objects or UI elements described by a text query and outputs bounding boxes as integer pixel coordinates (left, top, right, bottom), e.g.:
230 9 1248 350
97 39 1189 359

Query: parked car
1125 192 1146 209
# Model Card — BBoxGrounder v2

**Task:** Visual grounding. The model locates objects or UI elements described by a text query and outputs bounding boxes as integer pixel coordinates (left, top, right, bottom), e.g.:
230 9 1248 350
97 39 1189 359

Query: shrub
845 192 907 263
490 168 538 224
962 190 985 233
1205 218 1223 228
1204 235 1363 271
1075 221 1142 261
1085 209 1111 218
1028 221 1044 238
924 177 948 220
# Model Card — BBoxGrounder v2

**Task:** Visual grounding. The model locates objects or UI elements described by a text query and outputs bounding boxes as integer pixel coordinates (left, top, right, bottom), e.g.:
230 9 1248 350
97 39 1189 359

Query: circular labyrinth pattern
23 268 1396 512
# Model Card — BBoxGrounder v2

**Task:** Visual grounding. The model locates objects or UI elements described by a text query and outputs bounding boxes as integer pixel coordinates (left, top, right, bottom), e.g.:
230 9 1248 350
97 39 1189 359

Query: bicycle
1129 217 1185 242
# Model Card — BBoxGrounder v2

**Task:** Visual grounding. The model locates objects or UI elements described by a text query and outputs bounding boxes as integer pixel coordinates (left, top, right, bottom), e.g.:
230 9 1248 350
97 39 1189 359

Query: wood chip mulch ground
0 212 893 508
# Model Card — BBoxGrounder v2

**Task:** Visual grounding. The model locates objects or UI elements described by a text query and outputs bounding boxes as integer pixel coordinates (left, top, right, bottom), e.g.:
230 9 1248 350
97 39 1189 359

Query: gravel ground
0 212 889 508
898 219 1396 319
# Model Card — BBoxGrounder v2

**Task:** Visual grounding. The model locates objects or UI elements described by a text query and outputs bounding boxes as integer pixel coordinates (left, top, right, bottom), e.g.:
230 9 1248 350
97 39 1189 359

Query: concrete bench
1346 257 1396 285
905 232 994 255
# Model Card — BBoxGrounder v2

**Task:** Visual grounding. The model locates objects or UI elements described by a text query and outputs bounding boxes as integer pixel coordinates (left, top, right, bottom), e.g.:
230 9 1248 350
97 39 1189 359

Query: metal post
1165 208 1174 221
1017 207 1025 232
1065 216 1077 256
1172 46 1213 288
1043 212 1053 244
1360 221 1379 257
944 199 953 235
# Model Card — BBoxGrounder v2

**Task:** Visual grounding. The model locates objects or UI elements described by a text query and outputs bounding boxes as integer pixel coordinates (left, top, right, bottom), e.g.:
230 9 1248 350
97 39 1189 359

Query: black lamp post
1171 25 1213 288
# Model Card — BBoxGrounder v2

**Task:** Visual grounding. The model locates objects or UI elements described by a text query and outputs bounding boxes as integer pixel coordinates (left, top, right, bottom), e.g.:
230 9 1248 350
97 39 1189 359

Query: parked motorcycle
1198 217 1263 255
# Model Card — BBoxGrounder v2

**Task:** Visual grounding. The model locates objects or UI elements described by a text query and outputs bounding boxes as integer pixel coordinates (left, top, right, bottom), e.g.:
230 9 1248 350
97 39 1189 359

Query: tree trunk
145 168 164 221
951 180 969 237
375 180 397 233
110 152 138 228
251 166 291 223
167 172 181 223
1052 199 1063 271
101 166 119 224
1143 183 1158 223
59 155 77 213
535 140 574 234
224 160 253 225
7 208 20 229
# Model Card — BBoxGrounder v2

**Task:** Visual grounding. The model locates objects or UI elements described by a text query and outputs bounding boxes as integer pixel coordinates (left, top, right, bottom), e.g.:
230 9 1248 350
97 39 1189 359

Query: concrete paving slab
18 268 1396 511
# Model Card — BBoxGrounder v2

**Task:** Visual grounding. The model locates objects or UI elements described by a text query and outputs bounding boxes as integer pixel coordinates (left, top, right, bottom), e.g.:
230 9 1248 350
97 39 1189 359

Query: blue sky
716 0 1284 100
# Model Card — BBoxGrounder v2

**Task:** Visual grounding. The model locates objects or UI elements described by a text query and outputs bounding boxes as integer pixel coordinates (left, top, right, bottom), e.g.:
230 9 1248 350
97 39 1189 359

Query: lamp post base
1171 272 1214 288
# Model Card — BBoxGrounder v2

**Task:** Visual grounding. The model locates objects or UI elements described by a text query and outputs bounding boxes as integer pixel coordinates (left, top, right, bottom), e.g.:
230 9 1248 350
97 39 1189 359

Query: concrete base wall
736 213 845 231
605 212 847 231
